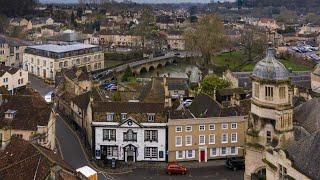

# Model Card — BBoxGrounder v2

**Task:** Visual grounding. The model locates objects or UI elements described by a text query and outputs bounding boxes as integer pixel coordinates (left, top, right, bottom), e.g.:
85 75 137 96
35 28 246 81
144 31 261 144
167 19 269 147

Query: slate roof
252 48 289 81
0 65 20 77
0 90 52 131
294 98 320 134
285 131 320 180
216 88 245 96
230 71 310 89
0 138 75 180
63 66 90 82
92 101 164 113
71 89 102 111
189 93 242 118
28 43 98 53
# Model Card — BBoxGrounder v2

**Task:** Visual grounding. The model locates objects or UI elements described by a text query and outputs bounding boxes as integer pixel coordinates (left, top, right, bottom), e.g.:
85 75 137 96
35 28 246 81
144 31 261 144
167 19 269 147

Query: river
138 62 202 83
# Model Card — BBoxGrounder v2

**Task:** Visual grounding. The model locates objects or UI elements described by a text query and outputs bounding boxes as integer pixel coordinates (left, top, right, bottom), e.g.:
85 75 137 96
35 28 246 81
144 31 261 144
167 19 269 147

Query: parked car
225 157 245 171
105 70 113 76
182 99 193 107
93 73 103 80
166 163 188 175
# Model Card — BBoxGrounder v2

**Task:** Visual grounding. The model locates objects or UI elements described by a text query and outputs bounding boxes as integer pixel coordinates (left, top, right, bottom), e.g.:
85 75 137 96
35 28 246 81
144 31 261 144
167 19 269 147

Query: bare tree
184 14 228 65
240 26 267 61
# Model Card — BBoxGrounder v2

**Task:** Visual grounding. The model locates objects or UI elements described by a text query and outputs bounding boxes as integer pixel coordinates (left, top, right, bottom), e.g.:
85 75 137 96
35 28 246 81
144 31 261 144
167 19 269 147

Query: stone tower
244 47 294 180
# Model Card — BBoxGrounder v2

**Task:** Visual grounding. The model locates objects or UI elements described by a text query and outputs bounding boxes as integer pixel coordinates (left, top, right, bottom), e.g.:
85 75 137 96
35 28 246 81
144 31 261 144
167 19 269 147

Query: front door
43 69 46 79
124 144 136 162
200 150 205 162
127 149 134 162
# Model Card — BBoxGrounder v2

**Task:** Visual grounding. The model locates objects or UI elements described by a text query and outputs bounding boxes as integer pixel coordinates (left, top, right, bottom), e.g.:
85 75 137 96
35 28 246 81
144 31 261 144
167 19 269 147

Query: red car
166 163 188 175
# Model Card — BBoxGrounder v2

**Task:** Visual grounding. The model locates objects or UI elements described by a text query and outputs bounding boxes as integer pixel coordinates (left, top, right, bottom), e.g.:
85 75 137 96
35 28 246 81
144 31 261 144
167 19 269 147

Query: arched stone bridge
95 52 182 78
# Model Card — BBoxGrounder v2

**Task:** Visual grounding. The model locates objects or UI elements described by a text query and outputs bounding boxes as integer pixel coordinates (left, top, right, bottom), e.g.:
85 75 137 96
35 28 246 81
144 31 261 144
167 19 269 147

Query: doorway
200 150 206 162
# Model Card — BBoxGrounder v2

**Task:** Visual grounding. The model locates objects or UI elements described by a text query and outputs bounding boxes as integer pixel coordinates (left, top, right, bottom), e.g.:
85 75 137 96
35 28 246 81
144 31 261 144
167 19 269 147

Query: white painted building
90 102 167 162
0 65 28 93
93 120 166 162
23 43 104 81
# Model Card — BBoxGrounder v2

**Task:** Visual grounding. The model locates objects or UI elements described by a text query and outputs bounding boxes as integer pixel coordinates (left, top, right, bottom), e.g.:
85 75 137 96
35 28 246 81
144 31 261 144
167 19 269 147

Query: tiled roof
92 101 164 113
0 138 75 180
0 90 52 131
0 65 20 77
63 66 90 82
285 131 320 180
189 93 242 118
294 98 320 134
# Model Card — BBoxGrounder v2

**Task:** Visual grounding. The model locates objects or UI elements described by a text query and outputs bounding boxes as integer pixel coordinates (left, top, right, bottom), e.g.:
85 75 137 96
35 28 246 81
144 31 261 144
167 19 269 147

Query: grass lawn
279 59 312 71
213 51 246 70
213 51 313 72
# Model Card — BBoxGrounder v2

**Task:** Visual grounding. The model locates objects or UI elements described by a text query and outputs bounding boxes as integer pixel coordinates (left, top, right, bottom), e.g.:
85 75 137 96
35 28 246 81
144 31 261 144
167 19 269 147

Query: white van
44 91 54 103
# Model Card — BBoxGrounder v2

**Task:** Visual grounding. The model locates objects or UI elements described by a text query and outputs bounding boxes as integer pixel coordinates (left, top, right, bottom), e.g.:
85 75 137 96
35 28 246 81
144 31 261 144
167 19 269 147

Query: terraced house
23 43 104 81
168 93 249 162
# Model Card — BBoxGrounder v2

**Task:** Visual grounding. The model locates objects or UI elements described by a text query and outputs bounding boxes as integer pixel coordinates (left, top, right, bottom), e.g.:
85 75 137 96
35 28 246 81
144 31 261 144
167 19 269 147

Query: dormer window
106 113 114 121
147 113 155 122
121 113 127 121
5 110 17 119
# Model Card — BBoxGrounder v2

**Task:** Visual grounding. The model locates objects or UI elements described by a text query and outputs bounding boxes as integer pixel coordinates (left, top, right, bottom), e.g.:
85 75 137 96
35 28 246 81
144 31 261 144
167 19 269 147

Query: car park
225 157 245 171
166 163 188 175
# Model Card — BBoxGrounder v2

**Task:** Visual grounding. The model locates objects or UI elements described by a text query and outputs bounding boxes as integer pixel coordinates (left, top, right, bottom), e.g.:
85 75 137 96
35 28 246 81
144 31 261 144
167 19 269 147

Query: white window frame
221 147 227 156
221 123 228 129
121 113 127 120
176 151 185 159
185 126 192 132
106 113 114 121
231 123 237 129
175 136 182 147
221 133 228 143
231 133 237 143
209 134 215 144
186 150 195 159
185 135 192 146
176 126 182 132
199 125 205 131
230 147 238 155
147 113 155 122
199 135 205 145
209 124 215 130
211 148 218 157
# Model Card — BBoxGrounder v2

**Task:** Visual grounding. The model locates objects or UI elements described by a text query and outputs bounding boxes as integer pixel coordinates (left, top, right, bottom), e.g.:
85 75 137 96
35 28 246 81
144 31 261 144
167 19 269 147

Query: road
28 74 54 96
115 166 244 180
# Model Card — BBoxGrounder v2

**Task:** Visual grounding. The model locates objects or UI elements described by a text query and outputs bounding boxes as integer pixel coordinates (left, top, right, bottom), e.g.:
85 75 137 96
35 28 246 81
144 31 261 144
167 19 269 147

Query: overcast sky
40 0 216 4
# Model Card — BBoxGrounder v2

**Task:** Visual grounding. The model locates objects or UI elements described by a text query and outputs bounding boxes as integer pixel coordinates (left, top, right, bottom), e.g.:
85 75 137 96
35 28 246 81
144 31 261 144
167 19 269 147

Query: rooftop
0 138 75 180
285 131 320 180
0 89 52 131
252 48 289 81
28 43 98 53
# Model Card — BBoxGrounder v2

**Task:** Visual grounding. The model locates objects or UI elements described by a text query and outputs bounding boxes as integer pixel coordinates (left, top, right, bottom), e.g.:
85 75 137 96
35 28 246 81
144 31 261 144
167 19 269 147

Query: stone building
245 47 294 179
168 93 249 163
0 88 56 150
23 43 104 81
